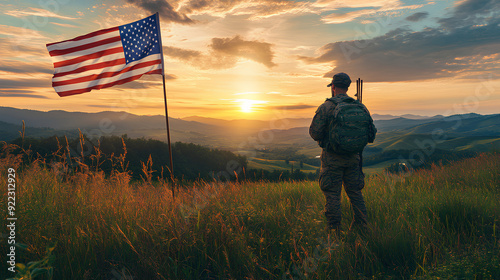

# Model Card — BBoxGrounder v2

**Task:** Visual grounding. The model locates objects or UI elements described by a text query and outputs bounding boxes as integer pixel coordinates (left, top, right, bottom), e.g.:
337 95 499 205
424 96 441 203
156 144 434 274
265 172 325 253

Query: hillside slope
1 152 498 279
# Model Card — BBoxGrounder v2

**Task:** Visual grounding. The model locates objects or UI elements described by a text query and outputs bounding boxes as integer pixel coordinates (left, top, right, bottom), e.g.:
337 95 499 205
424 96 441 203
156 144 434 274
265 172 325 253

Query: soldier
309 72 376 234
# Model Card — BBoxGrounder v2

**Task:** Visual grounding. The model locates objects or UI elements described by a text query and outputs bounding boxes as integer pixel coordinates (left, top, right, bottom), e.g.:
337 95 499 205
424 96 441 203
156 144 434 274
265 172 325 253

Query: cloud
438 0 499 29
51 22 79 28
4 7 77 20
0 90 50 99
0 78 50 89
405 12 429 22
0 24 48 40
313 0 401 9
164 35 276 69
112 75 176 90
0 60 53 75
320 9 377 24
0 25 50 57
317 1 425 24
178 0 307 19
298 0 500 82
125 0 194 24
210 36 276 68
268 104 315 110
164 45 237 69
125 0 307 23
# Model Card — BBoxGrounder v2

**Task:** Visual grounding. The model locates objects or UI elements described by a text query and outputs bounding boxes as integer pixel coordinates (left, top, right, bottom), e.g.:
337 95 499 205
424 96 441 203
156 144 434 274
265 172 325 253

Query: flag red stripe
49 36 122 57
56 69 162 97
46 26 119 48
53 46 124 68
52 59 161 87
53 58 126 79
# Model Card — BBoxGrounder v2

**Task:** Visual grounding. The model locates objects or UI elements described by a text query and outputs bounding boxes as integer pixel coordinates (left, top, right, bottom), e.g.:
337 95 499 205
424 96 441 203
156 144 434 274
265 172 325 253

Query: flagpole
155 12 175 199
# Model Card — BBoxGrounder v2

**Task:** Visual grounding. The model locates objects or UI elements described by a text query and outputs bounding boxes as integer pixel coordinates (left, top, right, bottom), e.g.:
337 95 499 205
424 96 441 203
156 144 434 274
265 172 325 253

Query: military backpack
326 95 376 155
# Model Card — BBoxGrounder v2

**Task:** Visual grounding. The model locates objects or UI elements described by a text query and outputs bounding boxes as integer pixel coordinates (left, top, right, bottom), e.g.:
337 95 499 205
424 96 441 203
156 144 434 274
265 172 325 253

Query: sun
236 99 267 113
239 99 256 113
240 99 253 113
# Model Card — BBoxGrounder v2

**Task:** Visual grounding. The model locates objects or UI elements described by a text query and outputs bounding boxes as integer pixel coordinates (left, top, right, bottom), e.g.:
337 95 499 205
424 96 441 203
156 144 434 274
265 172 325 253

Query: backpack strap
326 97 338 106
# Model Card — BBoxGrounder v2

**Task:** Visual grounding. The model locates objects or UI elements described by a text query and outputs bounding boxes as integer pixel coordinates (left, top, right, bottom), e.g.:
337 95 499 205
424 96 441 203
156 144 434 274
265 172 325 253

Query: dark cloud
299 0 500 82
210 36 276 68
164 73 177 80
113 74 176 89
164 36 277 69
0 61 53 74
0 89 49 99
269 104 315 110
0 78 51 89
405 12 428 22
163 46 202 60
113 81 158 89
125 0 194 24
439 0 499 29
164 45 237 69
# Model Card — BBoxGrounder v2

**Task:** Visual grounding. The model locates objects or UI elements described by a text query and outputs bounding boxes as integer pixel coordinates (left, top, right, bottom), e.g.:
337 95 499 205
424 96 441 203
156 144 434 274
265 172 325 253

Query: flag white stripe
53 52 125 75
53 63 161 93
49 40 122 63
47 30 120 52
52 54 161 82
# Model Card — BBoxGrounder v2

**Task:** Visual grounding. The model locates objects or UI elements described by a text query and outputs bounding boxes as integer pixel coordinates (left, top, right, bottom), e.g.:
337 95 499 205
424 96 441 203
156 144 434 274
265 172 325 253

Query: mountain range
1 106 499 171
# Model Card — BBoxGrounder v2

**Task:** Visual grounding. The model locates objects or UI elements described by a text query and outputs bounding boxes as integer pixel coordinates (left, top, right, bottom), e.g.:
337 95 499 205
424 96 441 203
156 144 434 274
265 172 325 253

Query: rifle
355 78 363 173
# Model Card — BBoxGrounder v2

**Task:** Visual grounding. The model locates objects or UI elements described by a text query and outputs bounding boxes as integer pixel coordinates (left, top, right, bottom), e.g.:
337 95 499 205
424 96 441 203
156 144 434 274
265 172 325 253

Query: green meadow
1 147 499 279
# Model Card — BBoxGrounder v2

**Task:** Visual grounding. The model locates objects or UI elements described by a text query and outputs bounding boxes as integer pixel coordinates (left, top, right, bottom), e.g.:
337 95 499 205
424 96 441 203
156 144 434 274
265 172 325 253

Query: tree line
3 135 320 182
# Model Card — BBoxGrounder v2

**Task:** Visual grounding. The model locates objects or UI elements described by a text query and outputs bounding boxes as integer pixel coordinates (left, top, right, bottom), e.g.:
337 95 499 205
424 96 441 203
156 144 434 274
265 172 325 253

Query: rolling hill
1 106 498 172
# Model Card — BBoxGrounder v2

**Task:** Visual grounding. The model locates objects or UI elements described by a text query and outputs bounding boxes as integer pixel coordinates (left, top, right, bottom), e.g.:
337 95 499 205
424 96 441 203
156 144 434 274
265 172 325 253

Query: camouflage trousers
319 150 367 229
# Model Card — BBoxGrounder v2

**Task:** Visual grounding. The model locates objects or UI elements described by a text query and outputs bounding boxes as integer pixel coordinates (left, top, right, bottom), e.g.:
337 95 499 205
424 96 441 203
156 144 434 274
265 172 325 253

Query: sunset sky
1 0 499 120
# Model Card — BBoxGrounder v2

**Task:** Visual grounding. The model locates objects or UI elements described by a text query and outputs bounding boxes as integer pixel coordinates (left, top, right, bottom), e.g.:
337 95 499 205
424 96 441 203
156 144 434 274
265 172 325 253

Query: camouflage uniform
310 93 368 229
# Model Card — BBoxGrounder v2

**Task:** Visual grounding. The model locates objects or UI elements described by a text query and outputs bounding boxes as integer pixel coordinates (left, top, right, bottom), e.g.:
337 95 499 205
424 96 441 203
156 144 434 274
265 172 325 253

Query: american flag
46 14 163 97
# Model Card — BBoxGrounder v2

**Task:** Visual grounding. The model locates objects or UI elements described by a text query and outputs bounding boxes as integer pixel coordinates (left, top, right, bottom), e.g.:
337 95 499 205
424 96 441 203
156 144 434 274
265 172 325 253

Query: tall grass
1 145 498 279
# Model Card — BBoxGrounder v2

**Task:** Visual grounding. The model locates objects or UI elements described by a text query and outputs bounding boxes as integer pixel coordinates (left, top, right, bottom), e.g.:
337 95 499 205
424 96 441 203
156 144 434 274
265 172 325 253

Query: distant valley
1 106 499 173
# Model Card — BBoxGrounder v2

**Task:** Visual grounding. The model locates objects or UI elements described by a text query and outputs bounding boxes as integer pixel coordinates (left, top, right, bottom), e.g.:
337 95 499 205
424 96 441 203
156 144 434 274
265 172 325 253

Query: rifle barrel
360 79 363 103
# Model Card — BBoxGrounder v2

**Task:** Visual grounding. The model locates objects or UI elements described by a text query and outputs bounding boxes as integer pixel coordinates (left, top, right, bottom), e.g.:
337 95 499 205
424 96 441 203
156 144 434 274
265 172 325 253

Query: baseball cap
327 72 351 88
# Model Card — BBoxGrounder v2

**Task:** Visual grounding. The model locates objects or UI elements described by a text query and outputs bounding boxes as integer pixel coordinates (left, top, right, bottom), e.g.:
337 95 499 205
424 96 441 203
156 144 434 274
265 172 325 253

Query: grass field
1 149 499 279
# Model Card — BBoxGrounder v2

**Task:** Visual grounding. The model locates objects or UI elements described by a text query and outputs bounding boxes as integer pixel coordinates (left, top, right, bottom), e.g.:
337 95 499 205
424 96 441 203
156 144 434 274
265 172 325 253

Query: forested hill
5 135 246 182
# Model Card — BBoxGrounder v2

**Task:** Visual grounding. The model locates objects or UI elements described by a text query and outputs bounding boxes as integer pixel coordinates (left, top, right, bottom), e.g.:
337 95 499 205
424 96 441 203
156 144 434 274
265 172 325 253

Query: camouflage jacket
309 93 374 150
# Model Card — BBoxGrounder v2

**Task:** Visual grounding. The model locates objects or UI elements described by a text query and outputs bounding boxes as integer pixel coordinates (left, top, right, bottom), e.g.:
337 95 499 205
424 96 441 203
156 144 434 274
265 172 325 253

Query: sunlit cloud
0 24 48 39
124 0 310 22
164 35 276 69
125 0 194 24
4 7 77 20
312 0 402 9
50 22 79 28
321 9 378 24
233 99 268 113
179 0 309 19
234 91 261 95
